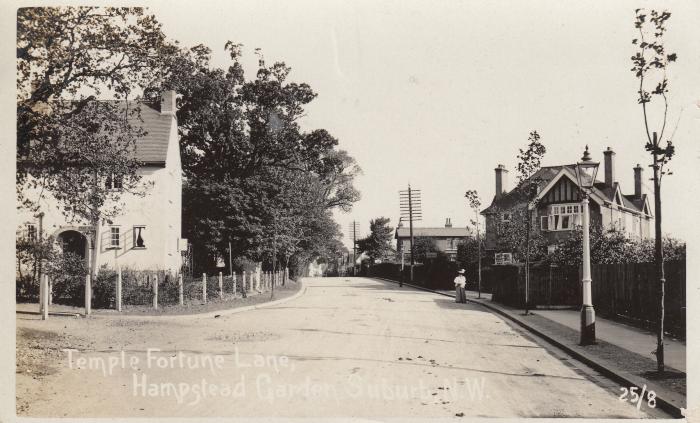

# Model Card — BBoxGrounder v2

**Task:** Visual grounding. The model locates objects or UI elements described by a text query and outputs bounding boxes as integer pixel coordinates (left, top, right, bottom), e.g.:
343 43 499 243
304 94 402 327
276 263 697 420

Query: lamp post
574 145 599 346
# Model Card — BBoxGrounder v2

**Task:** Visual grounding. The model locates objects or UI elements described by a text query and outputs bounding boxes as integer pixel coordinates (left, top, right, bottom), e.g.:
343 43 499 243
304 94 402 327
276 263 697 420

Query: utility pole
399 185 422 283
228 240 233 278
348 221 359 276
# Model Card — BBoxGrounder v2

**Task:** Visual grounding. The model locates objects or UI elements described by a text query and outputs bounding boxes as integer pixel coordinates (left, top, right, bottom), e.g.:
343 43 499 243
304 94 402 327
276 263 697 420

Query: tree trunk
525 207 531 313
652 152 665 373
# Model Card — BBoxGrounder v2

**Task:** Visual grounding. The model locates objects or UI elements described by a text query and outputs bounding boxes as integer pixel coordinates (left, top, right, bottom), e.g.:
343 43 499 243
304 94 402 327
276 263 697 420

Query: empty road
17 277 656 418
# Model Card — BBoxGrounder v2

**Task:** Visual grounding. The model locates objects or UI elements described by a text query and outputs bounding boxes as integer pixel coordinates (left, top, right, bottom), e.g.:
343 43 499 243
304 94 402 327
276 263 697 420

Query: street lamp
574 145 599 345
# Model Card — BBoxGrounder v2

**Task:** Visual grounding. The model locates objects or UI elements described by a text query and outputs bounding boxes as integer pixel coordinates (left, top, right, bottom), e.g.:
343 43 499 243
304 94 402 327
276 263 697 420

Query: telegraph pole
399 185 422 283
348 221 359 276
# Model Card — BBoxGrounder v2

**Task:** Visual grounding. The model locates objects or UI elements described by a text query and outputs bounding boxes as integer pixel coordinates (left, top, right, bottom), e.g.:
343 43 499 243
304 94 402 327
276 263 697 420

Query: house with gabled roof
18 90 184 273
395 218 471 261
481 147 653 257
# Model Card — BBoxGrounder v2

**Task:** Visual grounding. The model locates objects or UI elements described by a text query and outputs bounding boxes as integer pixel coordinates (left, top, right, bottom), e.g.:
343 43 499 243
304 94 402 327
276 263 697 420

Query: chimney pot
161 90 177 115
445 218 452 228
494 164 509 197
603 147 616 187
634 164 644 199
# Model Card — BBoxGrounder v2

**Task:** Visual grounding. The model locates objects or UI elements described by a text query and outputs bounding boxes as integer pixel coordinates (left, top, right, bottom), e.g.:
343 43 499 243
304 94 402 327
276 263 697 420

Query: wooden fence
488 261 685 339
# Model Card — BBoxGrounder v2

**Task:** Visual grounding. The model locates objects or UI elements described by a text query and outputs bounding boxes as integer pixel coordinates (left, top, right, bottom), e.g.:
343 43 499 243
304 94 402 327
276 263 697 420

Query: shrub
92 266 117 308
47 252 87 306
16 274 38 302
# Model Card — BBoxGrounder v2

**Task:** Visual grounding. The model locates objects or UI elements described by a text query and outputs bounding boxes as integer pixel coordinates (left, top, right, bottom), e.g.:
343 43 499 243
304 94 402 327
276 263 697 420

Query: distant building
18 90 184 273
481 147 653 259
395 218 471 261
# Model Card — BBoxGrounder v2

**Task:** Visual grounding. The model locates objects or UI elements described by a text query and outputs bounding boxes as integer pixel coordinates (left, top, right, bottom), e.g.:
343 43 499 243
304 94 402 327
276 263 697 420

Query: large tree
150 43 360 272
356 217 395 264
631 8 678 372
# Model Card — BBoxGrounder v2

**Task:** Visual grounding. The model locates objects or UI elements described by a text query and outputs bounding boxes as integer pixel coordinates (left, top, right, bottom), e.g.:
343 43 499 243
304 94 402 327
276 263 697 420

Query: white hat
458 269 465 274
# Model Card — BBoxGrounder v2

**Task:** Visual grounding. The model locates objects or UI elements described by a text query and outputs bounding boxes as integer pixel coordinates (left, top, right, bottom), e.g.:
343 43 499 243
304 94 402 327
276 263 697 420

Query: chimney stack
445 218 452 228
495 164 508 197
634 164 644 198
603 147 615 187
160 90 177 115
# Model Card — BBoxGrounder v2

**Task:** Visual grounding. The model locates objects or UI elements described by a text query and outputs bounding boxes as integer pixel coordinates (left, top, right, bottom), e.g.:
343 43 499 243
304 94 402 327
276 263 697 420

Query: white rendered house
18 91 184 273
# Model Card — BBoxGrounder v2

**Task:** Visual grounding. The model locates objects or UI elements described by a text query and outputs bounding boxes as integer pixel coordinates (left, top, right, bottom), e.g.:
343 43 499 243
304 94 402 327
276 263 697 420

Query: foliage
356 217 395 264
488 205 548 263
464 190 481 212
147 43 359 274
46 252 88 305
412 237 439 260
515 131 546 185
17 7 175 225
631 9 677 174
486 130 547 262
92 266 117 308
548 226 686 266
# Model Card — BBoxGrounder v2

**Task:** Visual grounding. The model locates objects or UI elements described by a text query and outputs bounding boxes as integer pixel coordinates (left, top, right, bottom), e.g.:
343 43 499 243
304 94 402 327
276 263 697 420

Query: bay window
540 203 581 231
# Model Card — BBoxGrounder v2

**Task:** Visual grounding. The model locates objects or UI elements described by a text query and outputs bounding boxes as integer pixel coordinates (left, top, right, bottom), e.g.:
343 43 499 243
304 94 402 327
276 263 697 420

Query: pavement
390 282 686 418
16 277 661 418
437 288 685 372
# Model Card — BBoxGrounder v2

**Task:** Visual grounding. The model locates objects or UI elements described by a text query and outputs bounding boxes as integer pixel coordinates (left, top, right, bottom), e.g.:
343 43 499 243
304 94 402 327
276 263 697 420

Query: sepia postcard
2 0 698 421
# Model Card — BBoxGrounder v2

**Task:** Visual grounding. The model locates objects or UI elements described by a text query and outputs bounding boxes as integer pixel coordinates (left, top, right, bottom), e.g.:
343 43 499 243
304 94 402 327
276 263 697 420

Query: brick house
481 147 653 259
395 218 471 261
17 91 184 273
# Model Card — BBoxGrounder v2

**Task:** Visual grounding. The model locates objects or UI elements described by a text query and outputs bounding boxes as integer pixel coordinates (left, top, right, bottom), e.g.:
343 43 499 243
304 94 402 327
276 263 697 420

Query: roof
482 164 649 215
395 227 470 238
39 99 174 165
129 102 174 164
481 165 576 214
112 101 173 164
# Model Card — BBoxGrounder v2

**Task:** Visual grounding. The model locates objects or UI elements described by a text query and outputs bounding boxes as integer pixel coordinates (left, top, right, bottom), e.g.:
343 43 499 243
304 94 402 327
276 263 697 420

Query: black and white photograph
3 0 698 420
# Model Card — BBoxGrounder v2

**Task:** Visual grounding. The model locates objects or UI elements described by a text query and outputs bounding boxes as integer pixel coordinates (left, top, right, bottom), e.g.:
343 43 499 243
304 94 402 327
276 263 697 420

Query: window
109 226 120 248
501 213 512 223
133 226 146 249
105 173 123 190
542 203 581 231
26 224 37 242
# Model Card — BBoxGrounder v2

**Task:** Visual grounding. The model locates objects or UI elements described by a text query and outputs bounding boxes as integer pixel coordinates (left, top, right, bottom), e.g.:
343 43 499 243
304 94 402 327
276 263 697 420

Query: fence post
40 274 49 320
116 266 122 312
85 273 92 316
48 275 53 305
178 273 184 305
202 273 207 304
219 272 224 299
232 273 237 297
153 274 158 310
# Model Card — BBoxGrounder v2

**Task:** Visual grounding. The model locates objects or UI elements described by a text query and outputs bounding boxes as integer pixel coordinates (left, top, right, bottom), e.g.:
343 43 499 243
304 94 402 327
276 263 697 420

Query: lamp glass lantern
575 145 600 194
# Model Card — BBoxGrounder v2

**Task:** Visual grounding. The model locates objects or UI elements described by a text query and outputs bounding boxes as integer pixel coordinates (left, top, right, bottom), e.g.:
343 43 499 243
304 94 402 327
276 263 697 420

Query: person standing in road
454 269 466 303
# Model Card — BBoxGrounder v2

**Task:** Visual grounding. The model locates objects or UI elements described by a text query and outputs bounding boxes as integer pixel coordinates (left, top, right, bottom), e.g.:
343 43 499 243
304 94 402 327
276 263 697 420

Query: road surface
17 277 657 418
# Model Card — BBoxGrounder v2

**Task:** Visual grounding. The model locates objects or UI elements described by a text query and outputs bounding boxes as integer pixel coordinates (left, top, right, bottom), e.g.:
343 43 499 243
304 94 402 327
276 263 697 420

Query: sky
116 1 700 247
